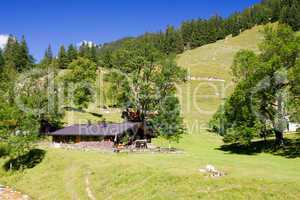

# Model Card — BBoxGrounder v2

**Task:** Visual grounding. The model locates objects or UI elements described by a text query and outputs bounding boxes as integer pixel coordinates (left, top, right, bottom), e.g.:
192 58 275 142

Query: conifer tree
280 0 300 31
67 44 78 63
45 44 53 61
3 35 19 70
0 49 4 70
40 44 53 68
79 42 88 57
90 44 97 62
163 25 184 54
57 45 68 69
18 35 34 71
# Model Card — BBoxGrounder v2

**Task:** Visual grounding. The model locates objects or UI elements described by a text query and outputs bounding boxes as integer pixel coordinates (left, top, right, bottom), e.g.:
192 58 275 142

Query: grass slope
62 68 122 126
1 24 300 199
177 24 272 127
177 24 266 81
0 133 299 199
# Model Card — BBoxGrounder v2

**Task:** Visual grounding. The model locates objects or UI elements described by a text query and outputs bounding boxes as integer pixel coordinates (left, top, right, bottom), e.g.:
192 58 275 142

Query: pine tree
180 21 193 47
57 45 68 69
79 42 88 57
90 44 97 62
40 44 53 68
45 44 53 61
67 44 78 63
18 35 34 71
280 0 300 31
3 35 19 70
163 25 184 54
0 49 4 70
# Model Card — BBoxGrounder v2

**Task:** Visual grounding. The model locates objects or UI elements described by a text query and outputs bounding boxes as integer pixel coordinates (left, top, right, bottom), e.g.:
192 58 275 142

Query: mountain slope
62 24 270 126
177 24 274 125
1 24 300 200
177 24 267 81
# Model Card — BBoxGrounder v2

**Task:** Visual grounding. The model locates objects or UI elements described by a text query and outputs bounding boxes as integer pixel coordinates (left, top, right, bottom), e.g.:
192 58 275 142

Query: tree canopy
210 24 300 146
105 40 186 142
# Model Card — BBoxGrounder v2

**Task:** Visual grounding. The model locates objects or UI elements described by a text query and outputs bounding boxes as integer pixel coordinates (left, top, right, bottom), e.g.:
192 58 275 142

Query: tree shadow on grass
89 112 103 118
64 106 103 118
3 149 46 171
64 106 86 113
217 137 300 159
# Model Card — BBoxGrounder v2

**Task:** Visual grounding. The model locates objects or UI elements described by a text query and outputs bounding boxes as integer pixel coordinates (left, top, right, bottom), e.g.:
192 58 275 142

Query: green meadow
0 24 300 200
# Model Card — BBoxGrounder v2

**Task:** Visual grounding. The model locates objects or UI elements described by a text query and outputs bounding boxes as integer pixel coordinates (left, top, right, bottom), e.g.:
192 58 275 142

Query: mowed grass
1 23 300 199
177 24 268 81
0 132 300 199
63 103 122 126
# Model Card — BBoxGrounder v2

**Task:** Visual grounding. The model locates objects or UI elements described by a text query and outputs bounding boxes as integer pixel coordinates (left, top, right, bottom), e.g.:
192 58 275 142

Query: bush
0 143 10 158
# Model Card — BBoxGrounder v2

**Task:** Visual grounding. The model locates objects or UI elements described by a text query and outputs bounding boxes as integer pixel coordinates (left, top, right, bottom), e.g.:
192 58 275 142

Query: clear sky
0 0 261 60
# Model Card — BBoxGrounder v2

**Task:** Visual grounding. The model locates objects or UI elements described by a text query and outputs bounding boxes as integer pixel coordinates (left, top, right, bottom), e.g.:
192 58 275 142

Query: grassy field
0 132 299 199
1 24 300 199
177 24 267 81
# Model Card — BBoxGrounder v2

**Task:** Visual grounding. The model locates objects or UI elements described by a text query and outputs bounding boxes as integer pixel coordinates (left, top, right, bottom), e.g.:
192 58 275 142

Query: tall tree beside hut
106 40 186 144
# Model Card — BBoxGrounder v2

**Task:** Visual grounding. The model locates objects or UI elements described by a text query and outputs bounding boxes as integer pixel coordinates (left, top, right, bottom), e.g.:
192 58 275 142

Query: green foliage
16 68 64 132
57 45 68 69
150 95 185 143
0 49 4 70
231 50 259 82
280 0 300 31
94 0 300 69
163 25 184 54
106 40 186 142
18 36 34 70
3 35 34 72
287 60 300 122
67 44 78 62
63 57 97 109
0 142 9 157
209 107 227 135
0 98 39 158
210 24 300 145
78 42 97 62
40 44 53 68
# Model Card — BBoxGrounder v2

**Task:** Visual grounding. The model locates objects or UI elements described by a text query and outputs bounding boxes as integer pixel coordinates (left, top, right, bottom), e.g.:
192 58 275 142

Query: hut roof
47 122 141 136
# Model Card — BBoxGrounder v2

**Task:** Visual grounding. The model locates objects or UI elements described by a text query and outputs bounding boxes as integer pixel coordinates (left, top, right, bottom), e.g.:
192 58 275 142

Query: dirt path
0 185 30 200
188 76 225 82
85 175 96 200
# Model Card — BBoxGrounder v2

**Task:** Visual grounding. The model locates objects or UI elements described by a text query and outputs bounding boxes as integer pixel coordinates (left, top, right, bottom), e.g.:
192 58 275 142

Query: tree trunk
274 89 285 147
275 130 284 147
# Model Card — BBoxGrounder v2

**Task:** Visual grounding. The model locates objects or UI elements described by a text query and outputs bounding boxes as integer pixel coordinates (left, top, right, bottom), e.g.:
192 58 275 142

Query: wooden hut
46 122 153 144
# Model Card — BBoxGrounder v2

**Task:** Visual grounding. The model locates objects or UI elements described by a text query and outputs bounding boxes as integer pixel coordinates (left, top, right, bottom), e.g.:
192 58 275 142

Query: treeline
37 0 300 70
0 35 34 73
97 0 300 63
39 42 98 69
3 0 300 72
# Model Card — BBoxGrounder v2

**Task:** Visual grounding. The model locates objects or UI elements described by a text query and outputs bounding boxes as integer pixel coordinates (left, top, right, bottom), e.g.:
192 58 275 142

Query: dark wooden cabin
46 122 153 144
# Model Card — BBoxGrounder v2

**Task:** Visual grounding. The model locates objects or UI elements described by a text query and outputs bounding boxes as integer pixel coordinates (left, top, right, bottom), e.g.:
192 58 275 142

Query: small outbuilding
46 122 153 144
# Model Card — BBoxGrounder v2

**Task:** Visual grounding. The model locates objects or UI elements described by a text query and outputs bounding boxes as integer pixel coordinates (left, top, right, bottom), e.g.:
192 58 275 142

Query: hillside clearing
177 24 268 81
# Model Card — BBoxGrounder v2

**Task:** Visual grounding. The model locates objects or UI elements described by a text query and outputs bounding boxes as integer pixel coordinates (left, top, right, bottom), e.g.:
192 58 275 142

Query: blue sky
0 0 261 60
